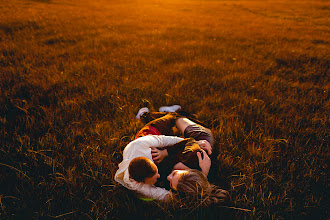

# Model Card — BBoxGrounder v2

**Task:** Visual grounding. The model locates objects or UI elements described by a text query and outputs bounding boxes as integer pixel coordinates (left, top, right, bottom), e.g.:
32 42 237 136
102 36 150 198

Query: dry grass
0 0 329 219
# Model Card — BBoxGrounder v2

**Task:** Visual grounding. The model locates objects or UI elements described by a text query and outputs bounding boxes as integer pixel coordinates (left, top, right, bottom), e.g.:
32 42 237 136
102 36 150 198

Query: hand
197 149 211 176
151 147 168 164
196 140 212 155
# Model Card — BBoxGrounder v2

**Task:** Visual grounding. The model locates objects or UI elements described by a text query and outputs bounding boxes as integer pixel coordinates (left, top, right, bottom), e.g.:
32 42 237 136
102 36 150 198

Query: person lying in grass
114 105 230 205
115 135 183 200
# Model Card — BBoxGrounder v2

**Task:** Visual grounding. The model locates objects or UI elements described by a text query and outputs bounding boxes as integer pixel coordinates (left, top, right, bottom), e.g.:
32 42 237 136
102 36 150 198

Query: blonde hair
175 169 230 207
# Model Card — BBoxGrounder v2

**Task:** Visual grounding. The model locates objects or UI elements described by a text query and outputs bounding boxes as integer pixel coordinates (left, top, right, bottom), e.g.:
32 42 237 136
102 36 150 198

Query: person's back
114 135 183 200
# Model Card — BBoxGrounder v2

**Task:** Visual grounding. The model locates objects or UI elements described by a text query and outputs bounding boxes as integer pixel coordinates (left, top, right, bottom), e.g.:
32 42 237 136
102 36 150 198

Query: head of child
128 157 160 185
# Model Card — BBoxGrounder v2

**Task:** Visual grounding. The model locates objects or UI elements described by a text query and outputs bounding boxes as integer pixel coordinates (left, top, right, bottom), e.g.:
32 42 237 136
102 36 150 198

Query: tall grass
0 0 328 219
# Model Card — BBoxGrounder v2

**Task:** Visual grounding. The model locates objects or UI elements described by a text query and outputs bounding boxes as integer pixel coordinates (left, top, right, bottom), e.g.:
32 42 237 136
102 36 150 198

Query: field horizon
0 0 329 219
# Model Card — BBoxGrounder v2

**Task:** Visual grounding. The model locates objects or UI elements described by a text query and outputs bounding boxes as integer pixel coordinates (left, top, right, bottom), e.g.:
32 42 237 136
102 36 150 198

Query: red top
135 125 162 139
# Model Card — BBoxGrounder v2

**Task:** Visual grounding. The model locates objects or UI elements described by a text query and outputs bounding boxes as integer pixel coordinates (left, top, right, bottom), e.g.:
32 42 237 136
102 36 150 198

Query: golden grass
0 0 329 219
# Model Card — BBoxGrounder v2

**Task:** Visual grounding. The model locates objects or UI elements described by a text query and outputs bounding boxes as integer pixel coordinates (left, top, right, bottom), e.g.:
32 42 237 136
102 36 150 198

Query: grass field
0 0 329 219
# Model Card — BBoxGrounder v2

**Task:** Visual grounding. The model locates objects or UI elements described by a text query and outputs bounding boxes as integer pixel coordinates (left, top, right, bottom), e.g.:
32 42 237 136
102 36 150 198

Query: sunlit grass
0 0 329 219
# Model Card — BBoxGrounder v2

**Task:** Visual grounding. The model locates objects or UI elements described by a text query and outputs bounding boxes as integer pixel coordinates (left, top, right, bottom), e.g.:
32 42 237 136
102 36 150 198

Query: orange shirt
135 125 162 139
